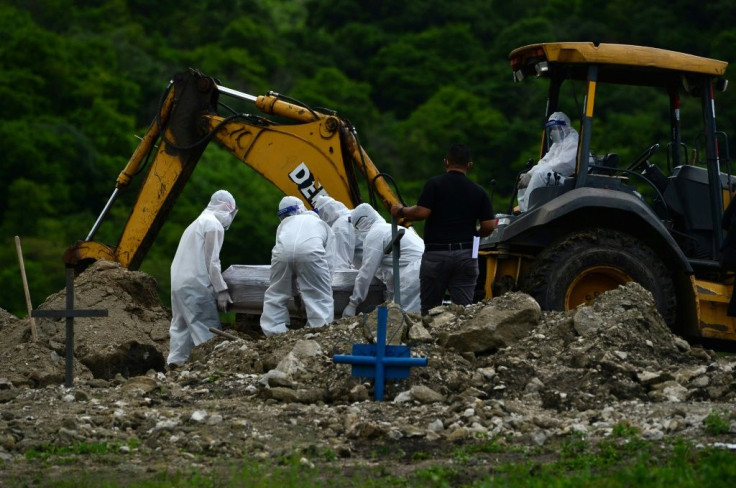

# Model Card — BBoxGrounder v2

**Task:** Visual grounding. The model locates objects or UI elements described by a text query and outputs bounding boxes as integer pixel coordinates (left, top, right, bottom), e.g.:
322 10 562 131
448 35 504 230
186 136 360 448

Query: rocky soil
1 260 735 485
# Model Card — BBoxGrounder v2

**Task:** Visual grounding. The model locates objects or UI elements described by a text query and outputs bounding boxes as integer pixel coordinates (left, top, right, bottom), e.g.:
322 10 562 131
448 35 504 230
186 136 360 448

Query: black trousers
419 249 478 315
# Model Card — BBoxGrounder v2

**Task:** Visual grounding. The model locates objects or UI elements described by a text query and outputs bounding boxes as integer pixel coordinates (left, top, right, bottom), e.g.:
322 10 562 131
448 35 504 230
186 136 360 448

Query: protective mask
550 127 564 144
221 213 233 231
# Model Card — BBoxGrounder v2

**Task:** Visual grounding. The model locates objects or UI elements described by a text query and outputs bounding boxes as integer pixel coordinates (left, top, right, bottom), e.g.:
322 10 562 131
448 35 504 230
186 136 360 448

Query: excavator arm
63 69 400 270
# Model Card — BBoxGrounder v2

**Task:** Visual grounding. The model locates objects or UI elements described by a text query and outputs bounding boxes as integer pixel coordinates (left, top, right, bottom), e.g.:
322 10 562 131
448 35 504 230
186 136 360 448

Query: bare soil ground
0 261 735 486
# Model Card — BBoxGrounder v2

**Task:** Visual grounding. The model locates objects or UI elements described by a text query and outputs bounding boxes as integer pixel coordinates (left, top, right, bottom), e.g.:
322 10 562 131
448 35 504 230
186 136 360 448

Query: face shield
546 118 567 144
277 205 303 220
353 215 370 239
351 203 382 241
277 196 305 220
228 206 239 225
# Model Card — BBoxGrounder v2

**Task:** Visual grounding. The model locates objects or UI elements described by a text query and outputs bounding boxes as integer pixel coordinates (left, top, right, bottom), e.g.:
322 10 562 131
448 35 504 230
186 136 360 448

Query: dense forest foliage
2 0 736 316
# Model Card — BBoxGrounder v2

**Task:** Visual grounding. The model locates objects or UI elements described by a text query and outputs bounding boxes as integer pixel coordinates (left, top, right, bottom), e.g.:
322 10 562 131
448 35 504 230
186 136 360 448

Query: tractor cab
504 42 731 265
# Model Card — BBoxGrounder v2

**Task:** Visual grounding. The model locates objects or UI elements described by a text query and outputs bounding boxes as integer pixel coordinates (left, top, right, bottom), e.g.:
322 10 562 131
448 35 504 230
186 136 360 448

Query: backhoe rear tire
522 228 676 326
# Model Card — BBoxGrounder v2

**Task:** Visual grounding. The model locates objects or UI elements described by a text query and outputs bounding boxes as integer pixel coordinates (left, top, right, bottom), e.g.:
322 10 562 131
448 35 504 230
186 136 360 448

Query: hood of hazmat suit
545 111 574 144
314 195 350 226
207 189 238 230
351 203 385 240
277 195 306 220
315 195 359 269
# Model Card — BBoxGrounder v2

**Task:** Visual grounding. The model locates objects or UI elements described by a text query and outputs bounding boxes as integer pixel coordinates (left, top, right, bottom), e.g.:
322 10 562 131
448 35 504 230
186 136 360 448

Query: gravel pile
0 261 734 484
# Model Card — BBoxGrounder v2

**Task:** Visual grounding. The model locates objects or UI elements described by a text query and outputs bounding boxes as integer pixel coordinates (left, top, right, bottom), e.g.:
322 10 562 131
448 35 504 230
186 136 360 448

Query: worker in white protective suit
516 112 579 212
167 190 238 368
343 203 424 317
260 196 336 337
314 194 363 269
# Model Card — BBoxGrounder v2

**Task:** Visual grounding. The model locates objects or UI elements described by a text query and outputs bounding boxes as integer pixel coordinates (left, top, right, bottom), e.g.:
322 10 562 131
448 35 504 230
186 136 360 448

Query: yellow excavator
63 68 400 271
64 42 736 346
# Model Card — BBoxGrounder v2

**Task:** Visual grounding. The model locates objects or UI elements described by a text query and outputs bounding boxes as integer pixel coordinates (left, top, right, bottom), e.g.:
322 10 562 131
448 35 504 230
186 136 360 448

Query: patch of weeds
703 409 731 435
594 439 626 465
411 451 431 461
611 420 641 438
25 444 76 461
230 456 328 488
452 446 470 465
553 431 604 473
607 421 650 455
410 465 460 488
489 460 539 486
369 444 405 461
24 441 130 462
321 447 337 462
205 370 224 383
560 430 589 458
466 434 514 454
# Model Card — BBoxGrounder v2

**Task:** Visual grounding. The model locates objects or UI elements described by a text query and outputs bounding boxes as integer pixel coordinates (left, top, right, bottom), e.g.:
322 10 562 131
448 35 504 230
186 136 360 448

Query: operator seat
588 153 619 175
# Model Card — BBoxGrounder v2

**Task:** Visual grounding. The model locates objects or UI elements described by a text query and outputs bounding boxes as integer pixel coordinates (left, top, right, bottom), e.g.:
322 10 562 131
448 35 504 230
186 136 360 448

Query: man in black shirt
390 144 496 315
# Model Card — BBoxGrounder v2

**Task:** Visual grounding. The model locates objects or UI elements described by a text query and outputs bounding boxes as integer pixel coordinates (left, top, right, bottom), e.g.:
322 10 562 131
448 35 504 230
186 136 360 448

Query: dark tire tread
522 228 677 326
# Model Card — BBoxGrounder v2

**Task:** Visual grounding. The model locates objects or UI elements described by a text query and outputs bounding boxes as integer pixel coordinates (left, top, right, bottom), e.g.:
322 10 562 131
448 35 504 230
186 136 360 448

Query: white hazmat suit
314 195 363 269
260 196 336 337
517 112 579 212
168 190 237 367
343 203 424 316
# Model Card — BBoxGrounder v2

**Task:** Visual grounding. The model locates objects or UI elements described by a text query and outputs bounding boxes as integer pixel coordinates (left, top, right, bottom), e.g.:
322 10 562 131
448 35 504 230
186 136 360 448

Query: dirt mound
1 264 730 406
487 283 712 410
0 261 170 387
0 307 16 325
1 266 735 485
188 282 731 408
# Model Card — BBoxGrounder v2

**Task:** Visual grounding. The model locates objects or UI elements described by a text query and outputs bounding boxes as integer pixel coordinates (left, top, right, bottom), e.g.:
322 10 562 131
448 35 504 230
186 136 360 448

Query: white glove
217 290 233 312
518 172 532 189
342 302 358 318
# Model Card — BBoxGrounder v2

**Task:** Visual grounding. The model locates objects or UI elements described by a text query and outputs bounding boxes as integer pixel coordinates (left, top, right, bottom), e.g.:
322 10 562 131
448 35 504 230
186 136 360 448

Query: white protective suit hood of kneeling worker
344 203 424 316
314 195 363 269
168 189 237 366
260 196 336 337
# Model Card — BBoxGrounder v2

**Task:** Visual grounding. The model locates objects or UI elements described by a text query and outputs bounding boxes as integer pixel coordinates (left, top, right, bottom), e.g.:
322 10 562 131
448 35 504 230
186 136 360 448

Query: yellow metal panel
510 42 727 76
481 252 524 300
585 81 596 117
63 241 116 265
210 117 353 209
482 252 498 298
694 278 736 341
115 141 190 268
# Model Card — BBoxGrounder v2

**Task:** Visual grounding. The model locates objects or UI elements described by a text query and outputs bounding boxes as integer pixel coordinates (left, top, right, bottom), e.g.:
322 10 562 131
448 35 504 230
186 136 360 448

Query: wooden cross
31 267 107 387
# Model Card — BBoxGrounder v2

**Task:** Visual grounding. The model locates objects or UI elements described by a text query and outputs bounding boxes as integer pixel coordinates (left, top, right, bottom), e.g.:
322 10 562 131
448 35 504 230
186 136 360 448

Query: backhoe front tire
523 228 676 326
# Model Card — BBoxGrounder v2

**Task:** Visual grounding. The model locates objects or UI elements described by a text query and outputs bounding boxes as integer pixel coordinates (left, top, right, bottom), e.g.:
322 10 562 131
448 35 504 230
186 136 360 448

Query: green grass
24 440 138 461
6 434 736 488
703 409 732 436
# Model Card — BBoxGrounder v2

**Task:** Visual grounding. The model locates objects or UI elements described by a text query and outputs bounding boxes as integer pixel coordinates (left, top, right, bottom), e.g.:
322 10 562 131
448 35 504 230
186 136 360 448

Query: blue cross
333 306 428 401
